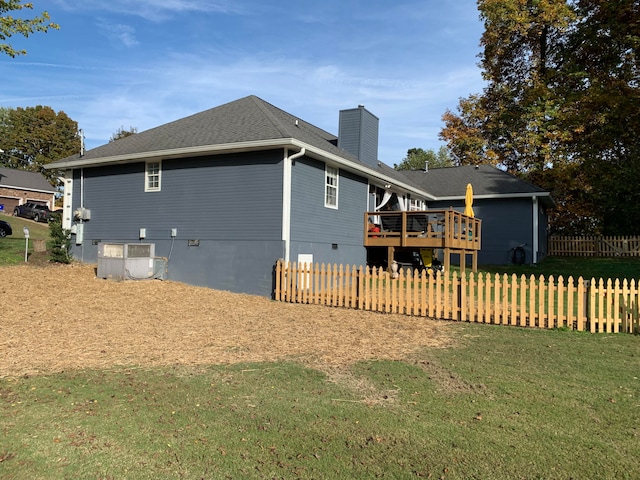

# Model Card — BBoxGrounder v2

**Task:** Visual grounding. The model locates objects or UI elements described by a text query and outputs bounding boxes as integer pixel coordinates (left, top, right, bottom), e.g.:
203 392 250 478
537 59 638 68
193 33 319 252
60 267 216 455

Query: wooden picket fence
274 260 640 334
549 235 640 257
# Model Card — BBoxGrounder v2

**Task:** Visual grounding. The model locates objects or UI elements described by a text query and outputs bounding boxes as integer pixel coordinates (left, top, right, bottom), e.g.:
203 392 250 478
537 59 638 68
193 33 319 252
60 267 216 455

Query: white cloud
53 0 248 21
97 20 139 47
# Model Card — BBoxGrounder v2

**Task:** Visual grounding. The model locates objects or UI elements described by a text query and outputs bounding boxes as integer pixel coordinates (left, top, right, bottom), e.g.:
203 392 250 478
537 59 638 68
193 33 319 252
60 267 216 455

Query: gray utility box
97 243 156 280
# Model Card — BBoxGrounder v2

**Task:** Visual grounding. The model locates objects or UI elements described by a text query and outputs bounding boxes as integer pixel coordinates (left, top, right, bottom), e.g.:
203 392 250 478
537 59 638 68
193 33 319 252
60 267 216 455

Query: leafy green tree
527 163 600 235
109 125 138 142
440 0 640 235
394 146 453 170
560 0 640 235
441 0 575 173
0 1 58 57
0 106 81 187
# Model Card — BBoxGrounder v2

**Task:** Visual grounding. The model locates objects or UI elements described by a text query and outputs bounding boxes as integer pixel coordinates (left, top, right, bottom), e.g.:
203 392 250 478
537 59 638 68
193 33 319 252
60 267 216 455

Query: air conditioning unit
97 243 157 280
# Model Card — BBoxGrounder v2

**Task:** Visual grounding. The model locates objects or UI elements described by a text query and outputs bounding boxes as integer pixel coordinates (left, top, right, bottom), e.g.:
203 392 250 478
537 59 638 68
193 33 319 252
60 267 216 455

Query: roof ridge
249 95 293 139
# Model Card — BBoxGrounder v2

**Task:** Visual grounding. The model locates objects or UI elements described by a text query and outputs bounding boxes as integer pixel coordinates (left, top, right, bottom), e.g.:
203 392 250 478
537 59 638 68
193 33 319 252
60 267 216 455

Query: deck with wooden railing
364 209 481 272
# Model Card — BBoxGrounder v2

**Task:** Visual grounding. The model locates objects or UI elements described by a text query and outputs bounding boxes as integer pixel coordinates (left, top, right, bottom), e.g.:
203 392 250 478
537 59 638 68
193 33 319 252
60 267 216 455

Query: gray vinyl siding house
46 95 553 297
48 96 425 296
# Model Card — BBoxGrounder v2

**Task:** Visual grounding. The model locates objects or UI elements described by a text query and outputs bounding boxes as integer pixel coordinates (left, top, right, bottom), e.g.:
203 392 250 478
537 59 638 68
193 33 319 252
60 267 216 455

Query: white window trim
409 198 426 211
325 165 339 209
145 160 161 192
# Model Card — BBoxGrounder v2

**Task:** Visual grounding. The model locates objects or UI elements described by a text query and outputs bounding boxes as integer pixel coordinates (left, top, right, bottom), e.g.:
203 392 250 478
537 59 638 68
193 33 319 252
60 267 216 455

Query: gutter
43 139 296 170
435 191 555 209
435 192 551 201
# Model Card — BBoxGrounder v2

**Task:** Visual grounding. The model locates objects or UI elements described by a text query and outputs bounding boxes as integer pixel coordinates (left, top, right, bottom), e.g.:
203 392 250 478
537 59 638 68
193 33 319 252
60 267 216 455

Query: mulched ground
0 262 454 378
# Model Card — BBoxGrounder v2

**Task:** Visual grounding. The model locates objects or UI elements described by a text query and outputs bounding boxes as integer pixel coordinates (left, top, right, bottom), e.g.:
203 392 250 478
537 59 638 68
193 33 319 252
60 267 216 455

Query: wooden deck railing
549 235 640 257
364 209 481 251
274 260 640 334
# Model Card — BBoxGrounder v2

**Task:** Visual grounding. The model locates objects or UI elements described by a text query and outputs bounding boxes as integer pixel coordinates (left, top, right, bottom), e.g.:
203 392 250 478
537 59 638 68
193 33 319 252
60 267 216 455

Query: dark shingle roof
398 165 548 198
374 161 436 199
51 95 360 165
0 167 56 192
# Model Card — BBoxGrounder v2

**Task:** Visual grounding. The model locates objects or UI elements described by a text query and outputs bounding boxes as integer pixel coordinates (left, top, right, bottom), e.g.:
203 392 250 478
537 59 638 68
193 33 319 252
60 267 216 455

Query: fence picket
613 279 620 333
483 272 491 323
478 272 485 324
590 278 598 333
537 275 545 328
420 270 427 316
460 272 468 322
498 274 506 325
518 275 527 327
632 280 639 334
557 276 564 329
577 277 585 332
605 278 613 333
509 274 517 326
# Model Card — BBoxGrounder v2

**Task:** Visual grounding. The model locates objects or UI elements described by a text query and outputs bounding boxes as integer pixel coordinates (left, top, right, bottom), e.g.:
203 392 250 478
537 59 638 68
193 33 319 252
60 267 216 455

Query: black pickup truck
13 203 57 223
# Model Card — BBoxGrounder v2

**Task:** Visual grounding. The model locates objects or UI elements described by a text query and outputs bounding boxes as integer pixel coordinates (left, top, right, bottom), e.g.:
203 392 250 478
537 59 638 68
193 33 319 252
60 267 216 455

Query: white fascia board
434 192 551 202
43 139 295 170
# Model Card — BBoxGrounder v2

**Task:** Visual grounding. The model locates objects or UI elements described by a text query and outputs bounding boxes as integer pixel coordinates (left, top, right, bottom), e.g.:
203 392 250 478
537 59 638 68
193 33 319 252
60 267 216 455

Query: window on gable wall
325 165 338 208
145 161 161 192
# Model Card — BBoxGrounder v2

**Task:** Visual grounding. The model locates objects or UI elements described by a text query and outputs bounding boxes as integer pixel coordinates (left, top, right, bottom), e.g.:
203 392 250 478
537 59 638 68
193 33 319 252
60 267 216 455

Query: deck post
387 246 395 273
444 247 450 272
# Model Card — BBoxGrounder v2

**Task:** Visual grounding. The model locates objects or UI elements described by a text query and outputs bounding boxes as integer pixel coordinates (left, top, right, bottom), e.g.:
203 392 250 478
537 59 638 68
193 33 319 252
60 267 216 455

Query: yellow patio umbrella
464 183 474 218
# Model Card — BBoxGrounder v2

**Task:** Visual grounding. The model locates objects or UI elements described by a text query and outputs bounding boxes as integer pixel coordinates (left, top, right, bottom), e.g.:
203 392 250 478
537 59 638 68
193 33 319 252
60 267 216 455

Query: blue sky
1 0 485 166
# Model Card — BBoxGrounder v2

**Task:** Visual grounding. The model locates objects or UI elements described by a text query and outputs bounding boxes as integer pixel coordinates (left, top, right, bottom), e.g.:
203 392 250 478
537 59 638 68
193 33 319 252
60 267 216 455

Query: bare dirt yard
1 262 453 378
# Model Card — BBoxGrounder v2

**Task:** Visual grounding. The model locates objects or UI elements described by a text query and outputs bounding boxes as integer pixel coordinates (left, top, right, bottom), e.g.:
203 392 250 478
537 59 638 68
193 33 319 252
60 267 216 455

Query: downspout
80 168 85 262
282 147 306 263
62 170 73 231
532 196 539 264
81 167 84 210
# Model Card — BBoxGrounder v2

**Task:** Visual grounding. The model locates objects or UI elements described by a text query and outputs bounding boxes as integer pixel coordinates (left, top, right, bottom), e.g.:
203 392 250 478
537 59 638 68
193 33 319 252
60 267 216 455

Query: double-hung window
325 165 338 208
145 161 161 192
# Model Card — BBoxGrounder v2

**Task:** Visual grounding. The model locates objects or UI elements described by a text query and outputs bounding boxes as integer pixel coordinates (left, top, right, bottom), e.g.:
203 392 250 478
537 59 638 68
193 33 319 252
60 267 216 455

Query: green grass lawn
459 255 640 283
0 214 51 264
1 324 637 479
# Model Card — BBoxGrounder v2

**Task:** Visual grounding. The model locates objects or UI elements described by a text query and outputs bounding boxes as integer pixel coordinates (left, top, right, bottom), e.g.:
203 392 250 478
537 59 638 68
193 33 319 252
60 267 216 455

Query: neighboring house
45 95 553 296
0 167 57 215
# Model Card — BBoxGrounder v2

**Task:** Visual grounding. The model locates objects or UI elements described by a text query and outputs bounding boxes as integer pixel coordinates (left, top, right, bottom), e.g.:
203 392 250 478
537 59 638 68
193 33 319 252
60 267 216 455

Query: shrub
49 216 72 264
